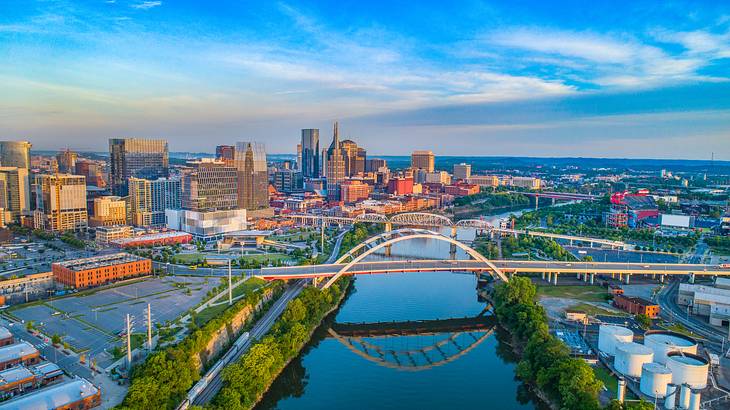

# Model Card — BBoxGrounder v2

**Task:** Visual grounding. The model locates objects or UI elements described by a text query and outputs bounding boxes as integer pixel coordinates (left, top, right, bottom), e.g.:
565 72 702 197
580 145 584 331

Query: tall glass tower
301 129 320 178
235 141 269 210
109 138 169 196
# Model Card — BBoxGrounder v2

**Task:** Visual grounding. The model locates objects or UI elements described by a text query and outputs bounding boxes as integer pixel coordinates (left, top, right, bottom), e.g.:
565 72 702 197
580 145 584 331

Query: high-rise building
340 180 372 203
296 143 302 171
301 129 320 178
453 163 471 181
366 158 387 173
166 159 246 241
75 160 105 187
235 142 269 210
129 177 181 227
109 138 169 196
387 176 414 195
89 196 127 227
411 150 435 172
56 149 77 174
0 141 31 170
215 145 235 166
273 169 303 194
0 167 30 223
34 174 88 232
340 139 366 176
326 122 346 202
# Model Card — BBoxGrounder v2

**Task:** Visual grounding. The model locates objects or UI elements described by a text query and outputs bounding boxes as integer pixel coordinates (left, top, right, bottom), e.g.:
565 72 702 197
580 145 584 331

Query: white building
677 278 730 327
166 208 247 242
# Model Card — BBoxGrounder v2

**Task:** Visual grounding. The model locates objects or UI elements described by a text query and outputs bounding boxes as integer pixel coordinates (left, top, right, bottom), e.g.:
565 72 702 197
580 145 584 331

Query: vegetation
568 303 625 317
60 231 86 249
536 285 610 303
635 314 652 330
211 277 351 409
337 223 383 258
493 277 603 410
707 235 730 255
117 282 284 410
453 191 529 209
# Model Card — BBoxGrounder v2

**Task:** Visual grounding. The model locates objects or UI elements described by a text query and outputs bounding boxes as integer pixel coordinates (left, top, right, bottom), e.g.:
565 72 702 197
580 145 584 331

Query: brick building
613 294 660 318
52 253 151 289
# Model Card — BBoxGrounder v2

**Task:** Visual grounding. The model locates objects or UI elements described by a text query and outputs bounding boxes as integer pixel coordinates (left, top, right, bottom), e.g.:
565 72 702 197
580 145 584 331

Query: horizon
2 1 730 159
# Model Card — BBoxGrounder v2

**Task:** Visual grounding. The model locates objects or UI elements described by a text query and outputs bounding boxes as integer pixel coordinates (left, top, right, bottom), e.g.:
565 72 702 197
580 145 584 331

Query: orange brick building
613 294 660 318
52 253 151 289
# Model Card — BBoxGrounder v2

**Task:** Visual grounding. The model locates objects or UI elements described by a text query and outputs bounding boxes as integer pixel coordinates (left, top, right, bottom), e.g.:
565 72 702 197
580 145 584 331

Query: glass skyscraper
0 141 31 170
109 138 169 196
300 129 319 178
235 141 269 210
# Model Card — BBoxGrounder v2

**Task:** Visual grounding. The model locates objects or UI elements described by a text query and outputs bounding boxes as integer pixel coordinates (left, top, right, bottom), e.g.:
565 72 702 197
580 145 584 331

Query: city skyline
2 1 730 159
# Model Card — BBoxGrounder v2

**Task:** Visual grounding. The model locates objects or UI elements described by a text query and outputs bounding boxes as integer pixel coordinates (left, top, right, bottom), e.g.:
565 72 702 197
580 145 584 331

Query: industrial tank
598 325 634 356
615 342 654 378
639 363 673 398
644 331 698 365
666 352 709 389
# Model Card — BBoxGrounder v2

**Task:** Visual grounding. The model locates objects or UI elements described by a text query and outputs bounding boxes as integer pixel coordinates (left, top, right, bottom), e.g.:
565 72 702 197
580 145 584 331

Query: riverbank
210 277 353 409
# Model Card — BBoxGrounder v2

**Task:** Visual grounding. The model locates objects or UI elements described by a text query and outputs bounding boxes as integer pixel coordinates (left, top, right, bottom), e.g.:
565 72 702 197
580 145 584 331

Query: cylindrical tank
666 352 709 389
664 384 677 410
598 325 634 356
617 378 626 403
688 389 701 410
640 363 672 398
615 342 654 377
679 383 691 409
644 331 698 365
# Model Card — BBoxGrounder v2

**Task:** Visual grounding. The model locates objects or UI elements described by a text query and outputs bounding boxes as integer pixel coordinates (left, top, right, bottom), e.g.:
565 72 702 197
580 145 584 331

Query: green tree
635 314 652 330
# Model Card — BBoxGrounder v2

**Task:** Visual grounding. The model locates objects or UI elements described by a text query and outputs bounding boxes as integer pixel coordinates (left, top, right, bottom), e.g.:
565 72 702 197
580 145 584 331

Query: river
256 208 546 410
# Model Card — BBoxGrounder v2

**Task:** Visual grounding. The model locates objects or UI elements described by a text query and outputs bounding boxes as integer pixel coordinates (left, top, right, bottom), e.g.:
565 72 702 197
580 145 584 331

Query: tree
51 333 61 345
635 314 652 330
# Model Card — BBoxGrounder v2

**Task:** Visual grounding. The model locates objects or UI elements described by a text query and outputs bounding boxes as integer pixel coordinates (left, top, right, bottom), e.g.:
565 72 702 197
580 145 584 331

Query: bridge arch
323 229 508 289
355 213 388 223
390 212 453 227
454 219 494 229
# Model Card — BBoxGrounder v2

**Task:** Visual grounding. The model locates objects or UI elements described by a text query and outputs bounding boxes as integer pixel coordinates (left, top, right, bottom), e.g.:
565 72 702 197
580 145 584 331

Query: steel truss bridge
284 212 626 249
257 229 730 286
327 316 496 371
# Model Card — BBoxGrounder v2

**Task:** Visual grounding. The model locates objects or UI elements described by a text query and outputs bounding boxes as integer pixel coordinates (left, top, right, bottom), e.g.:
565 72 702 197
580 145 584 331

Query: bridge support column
449 226 458 259
546 271 552 283
552 197 556 205
590 273 595 285
584 272 589 283
624 274 630 285
541 271 545 281
689 273 695 284
660 274 665 283
535 195 539 210
553 272 559 286
611 272 615 280
576 272 581 280
619 273 623 282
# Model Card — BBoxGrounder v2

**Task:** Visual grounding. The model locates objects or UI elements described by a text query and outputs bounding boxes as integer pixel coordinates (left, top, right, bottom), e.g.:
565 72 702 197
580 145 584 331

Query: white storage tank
666 352 709 389
640 363 673 398
644 331 698 365
598 325 634 356
615 342 654 378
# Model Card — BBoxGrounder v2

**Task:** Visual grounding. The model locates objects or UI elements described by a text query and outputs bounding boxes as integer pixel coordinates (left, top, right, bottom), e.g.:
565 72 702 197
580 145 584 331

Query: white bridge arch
322 228 508 289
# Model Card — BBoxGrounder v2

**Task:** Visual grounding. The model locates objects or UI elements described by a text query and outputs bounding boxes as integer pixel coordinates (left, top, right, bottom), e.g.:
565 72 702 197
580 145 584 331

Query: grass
567 302 627 317
593 365 617 396
171 252 292 264
193 278 267 327
662 322 694 337
194 303 228 327
537 285 610 303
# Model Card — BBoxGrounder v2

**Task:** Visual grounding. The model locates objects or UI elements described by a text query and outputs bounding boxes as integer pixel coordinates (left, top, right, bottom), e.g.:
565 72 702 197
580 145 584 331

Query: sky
1 0 730 159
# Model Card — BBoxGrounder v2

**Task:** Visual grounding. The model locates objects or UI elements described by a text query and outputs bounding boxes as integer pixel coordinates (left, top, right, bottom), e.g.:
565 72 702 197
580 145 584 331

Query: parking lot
11 276 220 366
564 246 681 264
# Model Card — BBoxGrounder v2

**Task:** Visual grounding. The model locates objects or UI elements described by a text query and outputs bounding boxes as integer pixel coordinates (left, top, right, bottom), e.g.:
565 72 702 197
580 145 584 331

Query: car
721 264 730 269
643 265 650 268
565 263 572 267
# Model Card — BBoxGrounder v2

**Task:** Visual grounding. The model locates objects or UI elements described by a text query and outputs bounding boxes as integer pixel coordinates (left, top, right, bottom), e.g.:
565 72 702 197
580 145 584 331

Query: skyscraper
0 141 31 169
326 122 346 202
340 139 367 176
235 142 269 210
215 145 235 166
453 163 472 180
411 150 435 172
129 177 181 227
301 129 320 178
34 174 88 232
56 149 77 174
0 167 30 222
109 138 169 196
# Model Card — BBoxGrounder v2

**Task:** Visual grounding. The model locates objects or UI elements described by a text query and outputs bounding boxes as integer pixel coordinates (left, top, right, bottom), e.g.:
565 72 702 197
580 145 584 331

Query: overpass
284 212 626 249
257 229 730 287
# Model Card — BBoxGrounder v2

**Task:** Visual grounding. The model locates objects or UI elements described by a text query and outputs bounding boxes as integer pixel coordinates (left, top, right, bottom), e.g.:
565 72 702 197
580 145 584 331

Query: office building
273 169 303 193
75 159 105 187
95 225 132 244
89 196 126 227
215 145 235 164
453 163 471 181
33 174 87 232
0 167 30 223
509 176 542 190
341 139 366 176
445 183 480 197
387 176 414 196
425 171 451 185
301 129 320 178
109 138 169 196
235 142 269 210
325 122 346 202
468 175 501 188
341 180 372 203
53 253 150 289
411 150 434 172
366 158 387 173
55 149 77 173
0 141 31 170
167 159 246 241
129 177 181 227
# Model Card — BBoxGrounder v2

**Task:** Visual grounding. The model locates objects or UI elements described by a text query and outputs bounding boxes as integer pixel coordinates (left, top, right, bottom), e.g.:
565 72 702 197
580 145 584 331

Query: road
656 280 726 348
188 229 349 406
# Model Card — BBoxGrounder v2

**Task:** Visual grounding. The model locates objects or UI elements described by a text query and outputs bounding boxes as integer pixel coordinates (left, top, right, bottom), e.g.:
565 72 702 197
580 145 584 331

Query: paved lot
11 276 219 366
565 246 681 264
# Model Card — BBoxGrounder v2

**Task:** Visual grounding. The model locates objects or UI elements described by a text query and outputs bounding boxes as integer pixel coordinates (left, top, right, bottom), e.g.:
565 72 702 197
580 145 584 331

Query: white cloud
131 1 162 10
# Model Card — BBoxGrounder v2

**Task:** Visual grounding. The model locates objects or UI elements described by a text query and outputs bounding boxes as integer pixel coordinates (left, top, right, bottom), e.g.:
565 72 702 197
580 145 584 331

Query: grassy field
662 322 695 337
593 365 617 396
567 302 627 317
193 278 267 327
271 230 319 242
537 285 609 303
172 252 292 264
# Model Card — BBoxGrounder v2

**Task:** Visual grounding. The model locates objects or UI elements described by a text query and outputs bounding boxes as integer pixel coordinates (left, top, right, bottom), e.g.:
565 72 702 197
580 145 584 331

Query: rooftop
110 230 192 245
2 377 99 410
0 366 34 385
0 341 38 364
0 326 11 340
53 253 146 272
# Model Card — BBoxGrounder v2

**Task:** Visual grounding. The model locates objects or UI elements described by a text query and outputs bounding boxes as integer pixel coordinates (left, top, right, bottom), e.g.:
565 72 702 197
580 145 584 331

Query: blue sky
1 0 729 158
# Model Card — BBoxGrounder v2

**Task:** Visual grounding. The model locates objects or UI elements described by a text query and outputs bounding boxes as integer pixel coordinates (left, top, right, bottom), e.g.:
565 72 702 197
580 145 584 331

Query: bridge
284 212 627 249
327 316 496 371
257 229 730 287
516 191 600 209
